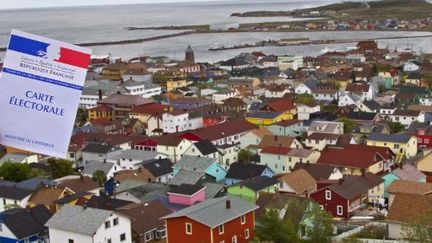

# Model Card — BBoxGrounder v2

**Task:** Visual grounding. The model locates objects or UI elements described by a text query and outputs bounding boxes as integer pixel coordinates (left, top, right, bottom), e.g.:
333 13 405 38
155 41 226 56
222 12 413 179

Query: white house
297 103 320 120
307 121 344 136
338 93 362 107
107 149 166 170
0 186 32 212
155 136 193 163
162 111 203 134
389 109 425 127
183 140 220 160
217 143 240 169
46 204 132 243
403 61 421 72
239 128 272 150
212 90 236 104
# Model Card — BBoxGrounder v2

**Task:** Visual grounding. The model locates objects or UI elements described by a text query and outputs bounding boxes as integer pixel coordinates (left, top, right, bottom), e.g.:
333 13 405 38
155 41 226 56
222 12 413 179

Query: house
386 180 432 207
107 149 165 170
311 85 338 103
267 119 305 137
227 176 278 203
172 155 227 182
82 160 120 179
162 196 258 243
166 79 187 92
345 82 375 101
217 143 241 169
167 184 206 206
170 98 211 110
382 164 426 198
386 193 432 239
338 93 362 107
162 110 203 133
141 159 173 184
225 162 274 186
116 200 172 243
246 99 297 127
276 169 317 196
295 79 320 95
388 109 425 127
305 133 342 151
0 153 39 165
180 119 258 146
258 135 303 150
28 185 75 212
297 102 321 121
357 100 381 113
97 94 153 120
57 175 100 194
307 121 344 136
184 140 220 160
366 133 418 159
407 123 432 148
260 147 320 174
239 128 272 151
153 135 193 163
0 185 33 212
310 173 384 219
223 98 248 112
45 204 132 243
317 145 394 175
169 169 215 186
0 205 52 243
81 142 122 165
292 163 343 181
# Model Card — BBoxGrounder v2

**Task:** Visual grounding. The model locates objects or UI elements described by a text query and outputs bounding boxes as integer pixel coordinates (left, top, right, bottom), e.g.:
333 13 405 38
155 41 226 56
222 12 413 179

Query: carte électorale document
0 29 91 158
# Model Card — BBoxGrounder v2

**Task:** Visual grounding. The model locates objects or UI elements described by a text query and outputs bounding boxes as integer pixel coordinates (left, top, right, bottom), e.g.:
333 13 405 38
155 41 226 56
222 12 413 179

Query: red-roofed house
317 145 394 175
87 105 113 120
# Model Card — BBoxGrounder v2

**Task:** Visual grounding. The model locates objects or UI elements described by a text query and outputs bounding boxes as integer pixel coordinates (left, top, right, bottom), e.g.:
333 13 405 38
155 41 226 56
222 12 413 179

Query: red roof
274 119 302 127
130 103 170 115
90 118 114 126
88 105 112 112
71 132 145 147
261 146 291 155
345 82 370 93
260 99 295 113
317 145 386 169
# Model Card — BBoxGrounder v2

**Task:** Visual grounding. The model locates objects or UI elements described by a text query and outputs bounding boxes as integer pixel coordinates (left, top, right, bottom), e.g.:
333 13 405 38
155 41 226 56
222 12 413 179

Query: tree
339 117 355 134
255 209 299 243
401 209 432 242
92 170 107 186
305 203 334 243
47 158 74 179
0 162 32 182
295 93 315 105
238 149 254 162
386 121 405 134
284 198 309 232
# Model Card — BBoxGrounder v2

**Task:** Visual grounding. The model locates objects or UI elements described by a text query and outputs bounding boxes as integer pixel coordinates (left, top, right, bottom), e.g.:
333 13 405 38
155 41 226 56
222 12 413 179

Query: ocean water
0 0 431 62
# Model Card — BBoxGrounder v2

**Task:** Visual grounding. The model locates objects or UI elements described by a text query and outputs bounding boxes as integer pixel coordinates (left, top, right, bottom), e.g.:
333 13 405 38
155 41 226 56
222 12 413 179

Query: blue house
172 155 227 182
0 205 52 243
225 162 274 185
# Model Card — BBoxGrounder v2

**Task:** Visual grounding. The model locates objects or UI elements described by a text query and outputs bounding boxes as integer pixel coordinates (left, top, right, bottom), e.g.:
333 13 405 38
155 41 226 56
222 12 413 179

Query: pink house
167 184 206 206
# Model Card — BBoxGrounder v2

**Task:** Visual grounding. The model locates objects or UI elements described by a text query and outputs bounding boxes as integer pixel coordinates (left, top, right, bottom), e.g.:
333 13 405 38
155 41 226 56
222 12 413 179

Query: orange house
162 196 258 243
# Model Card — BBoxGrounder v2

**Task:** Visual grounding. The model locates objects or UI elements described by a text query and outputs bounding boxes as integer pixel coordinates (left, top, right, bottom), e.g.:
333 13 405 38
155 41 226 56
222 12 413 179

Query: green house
227 176 278 203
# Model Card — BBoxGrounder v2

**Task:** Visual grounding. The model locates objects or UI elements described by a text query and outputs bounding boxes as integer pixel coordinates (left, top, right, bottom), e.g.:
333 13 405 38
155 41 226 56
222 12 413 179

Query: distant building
185 45 195 64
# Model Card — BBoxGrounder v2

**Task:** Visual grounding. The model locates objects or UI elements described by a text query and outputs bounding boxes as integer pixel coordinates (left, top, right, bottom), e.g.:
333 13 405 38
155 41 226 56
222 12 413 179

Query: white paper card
0 30 91 157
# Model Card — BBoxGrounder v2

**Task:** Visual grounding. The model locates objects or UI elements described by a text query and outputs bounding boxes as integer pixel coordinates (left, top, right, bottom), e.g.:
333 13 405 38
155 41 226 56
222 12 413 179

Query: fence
332 222 407 243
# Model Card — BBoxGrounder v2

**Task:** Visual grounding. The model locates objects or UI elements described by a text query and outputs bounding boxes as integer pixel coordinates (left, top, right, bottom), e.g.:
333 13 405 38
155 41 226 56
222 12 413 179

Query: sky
0 0 328 10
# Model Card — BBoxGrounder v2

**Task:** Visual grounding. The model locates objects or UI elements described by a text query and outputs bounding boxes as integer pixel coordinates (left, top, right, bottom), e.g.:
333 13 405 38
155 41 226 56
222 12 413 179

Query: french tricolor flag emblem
8 34 90 69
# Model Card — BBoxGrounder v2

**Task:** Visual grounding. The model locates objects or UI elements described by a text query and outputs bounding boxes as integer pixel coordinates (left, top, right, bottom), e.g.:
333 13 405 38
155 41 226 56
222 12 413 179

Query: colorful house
167 184 206 206
246 99 297 127
87 105 113 121
382 164 426 198
162 196 258 243
366 133 418 161
225 162 274 186
172 155 227 182
227 176 278 203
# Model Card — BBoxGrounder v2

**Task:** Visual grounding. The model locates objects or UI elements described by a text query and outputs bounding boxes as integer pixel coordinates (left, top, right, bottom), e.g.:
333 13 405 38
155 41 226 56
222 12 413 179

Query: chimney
361 168 365 177
338 178 344 185
138 167 142 172
226 199 231 209
83 204 87 210
80 174 84 181
98 89 103 100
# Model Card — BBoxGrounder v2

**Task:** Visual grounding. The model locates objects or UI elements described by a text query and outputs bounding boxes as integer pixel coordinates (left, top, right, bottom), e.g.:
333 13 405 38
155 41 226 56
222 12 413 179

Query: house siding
212 211 255 243
166 217 212 243
310 188 350 219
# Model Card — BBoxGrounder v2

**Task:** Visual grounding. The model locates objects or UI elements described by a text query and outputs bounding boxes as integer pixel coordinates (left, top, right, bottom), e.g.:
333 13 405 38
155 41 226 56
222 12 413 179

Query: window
337 205 343 216
245 228 250 239
120 233 126 241
232 235 237 243
107 239 112 243
113 217 119 226
145 232 153 241
218 224 224 234
185 223 192 235
240 215 246 225
105 221 110 229
325 190 331 200
425 139 430 144
68 240 74 243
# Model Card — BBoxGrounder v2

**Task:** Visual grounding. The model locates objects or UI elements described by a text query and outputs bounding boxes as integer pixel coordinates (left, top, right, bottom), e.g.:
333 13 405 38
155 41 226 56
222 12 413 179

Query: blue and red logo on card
8 35 90 69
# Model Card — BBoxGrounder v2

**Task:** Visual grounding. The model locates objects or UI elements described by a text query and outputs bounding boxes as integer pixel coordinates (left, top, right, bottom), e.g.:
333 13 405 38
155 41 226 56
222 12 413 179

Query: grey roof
367 133 412 143
169 170 207 186
392 164 426 181
141 159 173 177
0 186 33 200
235 176 278 192
173 155 217 172
45 204 113 236
115 179 148 193
193 140 219 156
108 149 160 162
0 154 29 164
120 183 170 203
82 143 121 154
16 177 56 191
83 161 115 176
203 182 225 199
161 196 258 228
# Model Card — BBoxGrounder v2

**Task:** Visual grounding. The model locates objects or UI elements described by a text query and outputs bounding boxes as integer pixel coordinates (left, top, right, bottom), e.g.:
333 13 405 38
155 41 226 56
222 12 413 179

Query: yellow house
246 112 293 127
166 79 187 91
87 105 113 120
366 134 417 162
28 186 75 212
